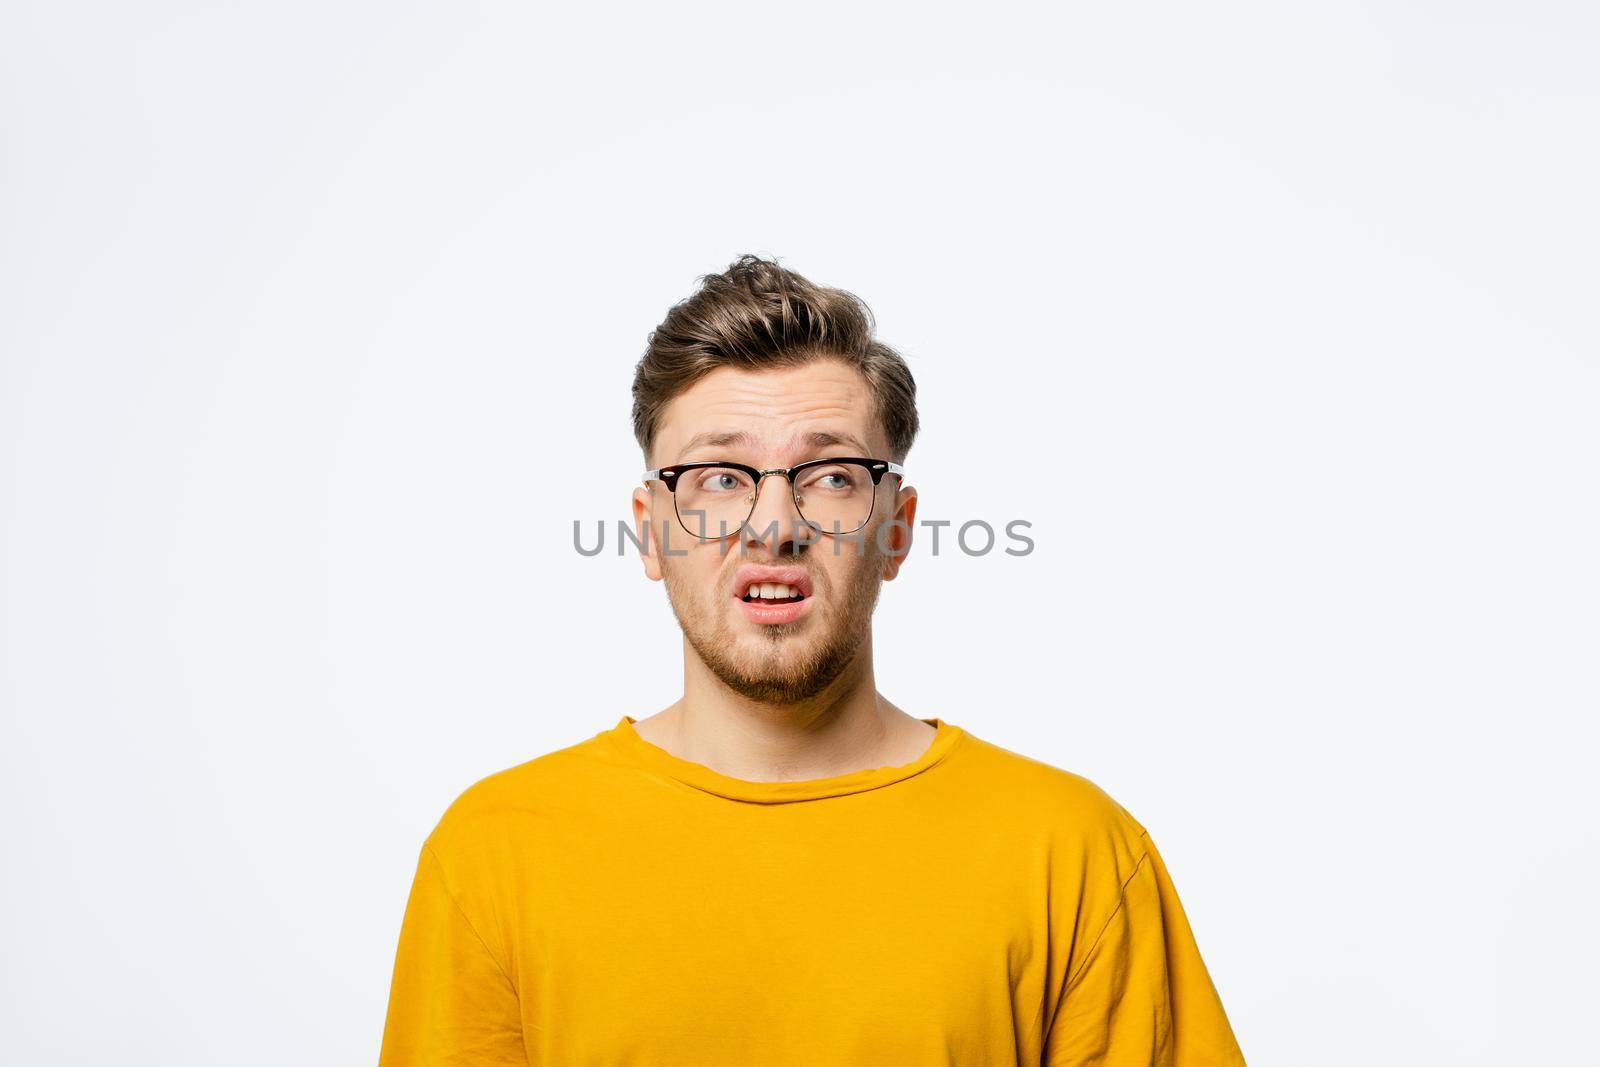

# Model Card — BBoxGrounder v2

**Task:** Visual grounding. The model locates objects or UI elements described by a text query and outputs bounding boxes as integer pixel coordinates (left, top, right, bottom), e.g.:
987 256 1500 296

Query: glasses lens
793 461 876 534
673 466 758 539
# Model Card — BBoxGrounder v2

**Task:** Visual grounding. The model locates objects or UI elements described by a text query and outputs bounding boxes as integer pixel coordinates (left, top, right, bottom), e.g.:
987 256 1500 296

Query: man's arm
378 843 527 1066
1044 833 1246 1066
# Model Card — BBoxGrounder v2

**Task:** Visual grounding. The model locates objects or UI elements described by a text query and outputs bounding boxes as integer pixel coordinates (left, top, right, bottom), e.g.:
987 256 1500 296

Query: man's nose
742 473 815 553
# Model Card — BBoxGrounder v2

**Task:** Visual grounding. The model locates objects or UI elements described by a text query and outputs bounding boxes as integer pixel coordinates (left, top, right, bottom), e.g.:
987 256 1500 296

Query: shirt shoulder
951 730 1154 883
422 728 617 870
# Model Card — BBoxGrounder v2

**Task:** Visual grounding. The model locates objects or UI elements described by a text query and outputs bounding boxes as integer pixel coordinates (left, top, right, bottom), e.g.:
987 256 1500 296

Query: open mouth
731 568 815 621
740 583 808 606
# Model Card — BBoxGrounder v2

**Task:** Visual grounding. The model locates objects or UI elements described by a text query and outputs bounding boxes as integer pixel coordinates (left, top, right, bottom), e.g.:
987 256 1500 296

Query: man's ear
631 486 664 582
881 484 917 581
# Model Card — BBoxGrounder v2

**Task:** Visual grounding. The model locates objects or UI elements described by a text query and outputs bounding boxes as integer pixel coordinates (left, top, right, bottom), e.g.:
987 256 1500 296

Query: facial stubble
660 538 886 705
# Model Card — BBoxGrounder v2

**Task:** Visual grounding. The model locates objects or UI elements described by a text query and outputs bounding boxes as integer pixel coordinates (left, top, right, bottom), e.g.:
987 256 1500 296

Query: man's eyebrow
800 431 870 455
678 430 759 456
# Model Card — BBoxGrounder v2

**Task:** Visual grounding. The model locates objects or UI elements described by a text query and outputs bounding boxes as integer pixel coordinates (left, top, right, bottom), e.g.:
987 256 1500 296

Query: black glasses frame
642 457 906 541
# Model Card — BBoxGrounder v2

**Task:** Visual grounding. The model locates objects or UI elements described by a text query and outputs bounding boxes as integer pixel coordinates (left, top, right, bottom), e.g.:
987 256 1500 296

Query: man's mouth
731 566 815 624
741 582 807 605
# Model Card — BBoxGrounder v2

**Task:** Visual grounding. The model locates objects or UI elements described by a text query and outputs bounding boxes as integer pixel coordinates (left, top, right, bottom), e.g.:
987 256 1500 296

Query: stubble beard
661 541 885 705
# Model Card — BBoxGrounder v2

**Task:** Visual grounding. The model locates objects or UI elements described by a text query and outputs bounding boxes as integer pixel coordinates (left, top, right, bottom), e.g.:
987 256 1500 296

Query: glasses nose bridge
743 466 812 530
748 467 798 507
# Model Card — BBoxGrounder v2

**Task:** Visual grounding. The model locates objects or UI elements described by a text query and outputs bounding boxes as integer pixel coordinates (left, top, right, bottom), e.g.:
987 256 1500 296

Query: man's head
630 255 920 705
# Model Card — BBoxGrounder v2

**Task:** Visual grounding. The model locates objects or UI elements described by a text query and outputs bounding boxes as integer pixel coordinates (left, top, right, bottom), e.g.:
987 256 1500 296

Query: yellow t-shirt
379 716 1246 1066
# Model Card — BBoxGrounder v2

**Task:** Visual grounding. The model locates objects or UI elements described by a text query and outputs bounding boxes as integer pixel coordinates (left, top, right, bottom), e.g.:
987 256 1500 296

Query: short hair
631 254 919 465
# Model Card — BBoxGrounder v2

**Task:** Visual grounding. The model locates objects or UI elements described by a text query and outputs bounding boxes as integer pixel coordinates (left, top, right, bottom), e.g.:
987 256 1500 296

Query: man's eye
803 467 857 491
700 473 744 492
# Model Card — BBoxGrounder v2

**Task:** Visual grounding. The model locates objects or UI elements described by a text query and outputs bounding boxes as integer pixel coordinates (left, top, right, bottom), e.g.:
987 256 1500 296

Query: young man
378 256 1247 1065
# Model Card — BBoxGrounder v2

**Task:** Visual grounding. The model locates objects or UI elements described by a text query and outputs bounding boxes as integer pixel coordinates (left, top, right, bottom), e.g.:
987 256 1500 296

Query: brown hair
631 254 919 464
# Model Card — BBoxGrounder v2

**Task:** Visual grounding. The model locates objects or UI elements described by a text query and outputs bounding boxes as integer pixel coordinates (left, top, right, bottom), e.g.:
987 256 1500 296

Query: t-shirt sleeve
378 843 527 1066
1043 832 1246 1066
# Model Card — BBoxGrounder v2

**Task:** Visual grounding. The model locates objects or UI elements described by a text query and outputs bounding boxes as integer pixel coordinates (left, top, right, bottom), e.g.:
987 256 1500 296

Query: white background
3 2 1597 1063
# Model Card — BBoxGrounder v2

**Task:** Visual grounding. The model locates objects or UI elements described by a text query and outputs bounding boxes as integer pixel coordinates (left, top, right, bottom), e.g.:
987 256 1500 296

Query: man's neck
632 649 936 783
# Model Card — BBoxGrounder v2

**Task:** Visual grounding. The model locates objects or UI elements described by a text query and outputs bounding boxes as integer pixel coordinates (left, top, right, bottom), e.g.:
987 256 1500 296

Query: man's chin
721 643 814 682
709 665 836 706
710 634 861 705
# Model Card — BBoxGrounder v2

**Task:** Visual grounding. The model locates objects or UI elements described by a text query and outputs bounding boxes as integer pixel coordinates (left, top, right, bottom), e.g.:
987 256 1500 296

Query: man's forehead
652 362 888 462
676 428 874 460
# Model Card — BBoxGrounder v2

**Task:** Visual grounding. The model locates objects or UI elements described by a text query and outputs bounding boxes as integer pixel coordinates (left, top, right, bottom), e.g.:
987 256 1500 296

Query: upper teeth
750 583 798 599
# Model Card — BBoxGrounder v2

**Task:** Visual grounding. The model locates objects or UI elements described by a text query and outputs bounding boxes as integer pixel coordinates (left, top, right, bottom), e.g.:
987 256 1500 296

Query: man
378 255 1247 1065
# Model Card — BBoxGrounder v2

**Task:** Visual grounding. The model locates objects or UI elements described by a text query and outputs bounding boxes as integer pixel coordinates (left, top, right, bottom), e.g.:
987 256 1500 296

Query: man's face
631 358 917 704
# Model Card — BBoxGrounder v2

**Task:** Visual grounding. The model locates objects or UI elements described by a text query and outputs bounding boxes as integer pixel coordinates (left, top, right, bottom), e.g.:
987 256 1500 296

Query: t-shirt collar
605 714 965 804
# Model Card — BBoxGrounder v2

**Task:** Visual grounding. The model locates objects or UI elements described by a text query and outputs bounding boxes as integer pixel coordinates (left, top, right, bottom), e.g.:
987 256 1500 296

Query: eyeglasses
642 457 905 541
